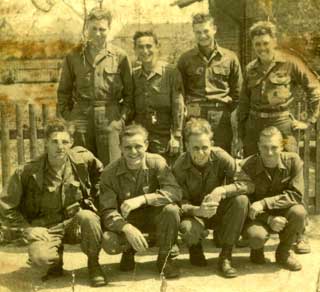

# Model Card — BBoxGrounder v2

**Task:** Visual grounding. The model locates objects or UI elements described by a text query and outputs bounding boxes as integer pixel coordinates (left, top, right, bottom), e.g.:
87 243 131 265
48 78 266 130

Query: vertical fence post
42 104 48 153
29 104 37 159
1 104 11 187
16 104 24 164
303 126 311 211
316 119 320 213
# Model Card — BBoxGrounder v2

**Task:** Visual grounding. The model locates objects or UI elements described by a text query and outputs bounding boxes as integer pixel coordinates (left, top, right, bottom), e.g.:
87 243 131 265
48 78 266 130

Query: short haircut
192 13 214 26
45 119 75 140
259 126 283 143
87 7 112 26
133 31 159 47
249 21 277 40
184 118 213 141
120 124 149 143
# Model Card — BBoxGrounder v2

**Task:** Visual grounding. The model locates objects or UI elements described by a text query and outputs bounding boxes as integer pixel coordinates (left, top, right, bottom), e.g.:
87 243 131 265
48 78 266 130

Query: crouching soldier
237 126 306 271
172 118 249 278
100 124 182 278
0 119 107 287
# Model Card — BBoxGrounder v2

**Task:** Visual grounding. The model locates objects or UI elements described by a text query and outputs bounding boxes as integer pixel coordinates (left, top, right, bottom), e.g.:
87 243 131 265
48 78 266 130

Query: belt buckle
187 103 201 117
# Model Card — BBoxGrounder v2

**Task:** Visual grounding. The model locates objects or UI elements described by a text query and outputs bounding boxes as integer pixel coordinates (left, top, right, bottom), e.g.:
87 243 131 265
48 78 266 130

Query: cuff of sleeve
181 204 196 215
222 185 238 198
172 130 182 138
144 193 160 206
105 217 128 233
261 198 269 210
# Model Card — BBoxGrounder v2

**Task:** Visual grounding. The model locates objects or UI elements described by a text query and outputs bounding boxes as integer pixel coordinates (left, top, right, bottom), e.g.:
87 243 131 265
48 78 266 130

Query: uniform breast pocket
212 66 230 80
102 66 123 96
267 72 291 104
65 181 83 206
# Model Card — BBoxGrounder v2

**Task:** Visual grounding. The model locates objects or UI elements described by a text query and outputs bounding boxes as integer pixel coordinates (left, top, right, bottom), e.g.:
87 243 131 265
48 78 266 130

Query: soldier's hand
194 201 219 218
24 227 52 242
268 216 288 232
168 136 181 155
291 119 309 131
232 138 244 158
120 196 147 219
249 201 265 220
204 187 226 204
122 223 149 252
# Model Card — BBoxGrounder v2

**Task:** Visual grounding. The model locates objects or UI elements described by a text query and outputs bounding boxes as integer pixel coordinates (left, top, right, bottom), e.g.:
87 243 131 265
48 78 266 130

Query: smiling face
86 19 109 47
252 34 277 63
46 131 73 163
186 133 212 167
121 134 149 170
258 134 283 168
134 36 159 65
193 20 216 48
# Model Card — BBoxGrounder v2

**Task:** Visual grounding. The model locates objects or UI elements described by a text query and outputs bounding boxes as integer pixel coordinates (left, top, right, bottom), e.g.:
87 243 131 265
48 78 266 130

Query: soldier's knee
233 195 249 209
76 209 100 225
101 231 124 255
28 241 59 267
162 204 180 222
246 226 269 249
180 219 203 247
287 205 307 222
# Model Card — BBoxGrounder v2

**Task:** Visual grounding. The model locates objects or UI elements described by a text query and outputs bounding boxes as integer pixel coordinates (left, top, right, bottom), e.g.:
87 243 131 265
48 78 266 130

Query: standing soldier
177 13 242 153
235 127 307 271
173 118 249 278
237 21 320 253
132 31 184 164
57 7 133 165
237 21 320 156
100 124 182 278
0 120 107 287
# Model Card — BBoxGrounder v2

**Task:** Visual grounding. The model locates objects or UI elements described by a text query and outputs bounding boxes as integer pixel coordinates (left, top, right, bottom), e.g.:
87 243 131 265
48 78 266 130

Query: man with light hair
235 126 306 271
173 118 250 278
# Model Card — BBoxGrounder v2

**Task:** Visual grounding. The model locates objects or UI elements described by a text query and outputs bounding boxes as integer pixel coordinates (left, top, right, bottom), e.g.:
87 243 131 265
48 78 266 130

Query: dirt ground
0 215 319 292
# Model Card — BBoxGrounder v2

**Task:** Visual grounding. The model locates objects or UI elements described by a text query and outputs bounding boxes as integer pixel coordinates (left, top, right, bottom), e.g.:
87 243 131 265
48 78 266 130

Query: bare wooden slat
303 127 311 211
42 104 48 152
1 104 11 186
16 104 24 164
316 119 320 213
29 104 37 159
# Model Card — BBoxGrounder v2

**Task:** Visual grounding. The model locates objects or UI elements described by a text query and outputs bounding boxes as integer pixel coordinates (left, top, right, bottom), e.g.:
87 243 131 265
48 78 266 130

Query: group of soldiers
0 7 319 288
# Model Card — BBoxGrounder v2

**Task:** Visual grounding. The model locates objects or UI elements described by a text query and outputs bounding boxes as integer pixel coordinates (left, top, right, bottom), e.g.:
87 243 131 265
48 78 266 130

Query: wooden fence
0 102 320 213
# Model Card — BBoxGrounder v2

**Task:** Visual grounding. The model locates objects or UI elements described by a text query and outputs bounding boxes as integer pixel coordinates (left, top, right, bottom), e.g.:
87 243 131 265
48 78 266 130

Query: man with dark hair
0 119 107 287
173 118 249 278
100 124 182 278
237 21 320 156
177 13 242 154
57 7 133 165
132 30 184 164
234 126 306 271
236 20 320 253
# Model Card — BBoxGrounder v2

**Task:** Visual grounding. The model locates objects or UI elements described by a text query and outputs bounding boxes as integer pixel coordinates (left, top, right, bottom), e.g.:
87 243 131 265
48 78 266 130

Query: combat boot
275 249 302 271
88 257 107 287
157 254 180 279
120 248 136 271
189 242 207 266
41 245 64 281
250 248 266 264
218 246 238 278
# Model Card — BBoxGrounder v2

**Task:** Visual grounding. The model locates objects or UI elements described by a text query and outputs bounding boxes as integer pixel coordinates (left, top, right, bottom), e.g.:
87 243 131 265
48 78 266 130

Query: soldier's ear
144 139 149 149
70 137 74 147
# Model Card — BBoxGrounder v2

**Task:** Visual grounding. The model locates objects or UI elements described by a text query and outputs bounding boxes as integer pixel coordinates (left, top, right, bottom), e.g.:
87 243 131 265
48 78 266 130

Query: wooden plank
316 119 320 213
303 127 311 211
15 104 24 164
29 104 37 159
42 104 49 152
1 104 11 186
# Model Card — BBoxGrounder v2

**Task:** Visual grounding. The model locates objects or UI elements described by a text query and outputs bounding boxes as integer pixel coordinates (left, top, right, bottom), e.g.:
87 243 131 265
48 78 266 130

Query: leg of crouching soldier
215 195 249 278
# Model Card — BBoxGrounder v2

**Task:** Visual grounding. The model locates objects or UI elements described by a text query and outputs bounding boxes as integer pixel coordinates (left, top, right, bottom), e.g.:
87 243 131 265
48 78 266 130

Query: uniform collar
195 42 223 61
255 152 287 175
137 60 165 79
116 155 149 176
251 50 286 70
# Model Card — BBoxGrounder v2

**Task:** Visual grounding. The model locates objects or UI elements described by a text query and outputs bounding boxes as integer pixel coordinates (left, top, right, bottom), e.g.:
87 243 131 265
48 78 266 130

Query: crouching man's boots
189 242 207 266
157 254 180 279
218 246 238 278
88 257 108 287
120 248 136 272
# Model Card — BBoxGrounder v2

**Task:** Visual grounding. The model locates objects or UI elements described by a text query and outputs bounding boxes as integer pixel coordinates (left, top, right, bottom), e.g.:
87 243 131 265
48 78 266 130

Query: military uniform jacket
0 147 103 228
238 50 320 139
57 43 133 121
99 153 182 232
133 60 184 137
235 152 304 210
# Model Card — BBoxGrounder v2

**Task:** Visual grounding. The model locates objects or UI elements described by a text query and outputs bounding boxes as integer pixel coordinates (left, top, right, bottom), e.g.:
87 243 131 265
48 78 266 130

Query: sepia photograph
0 0 320 291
